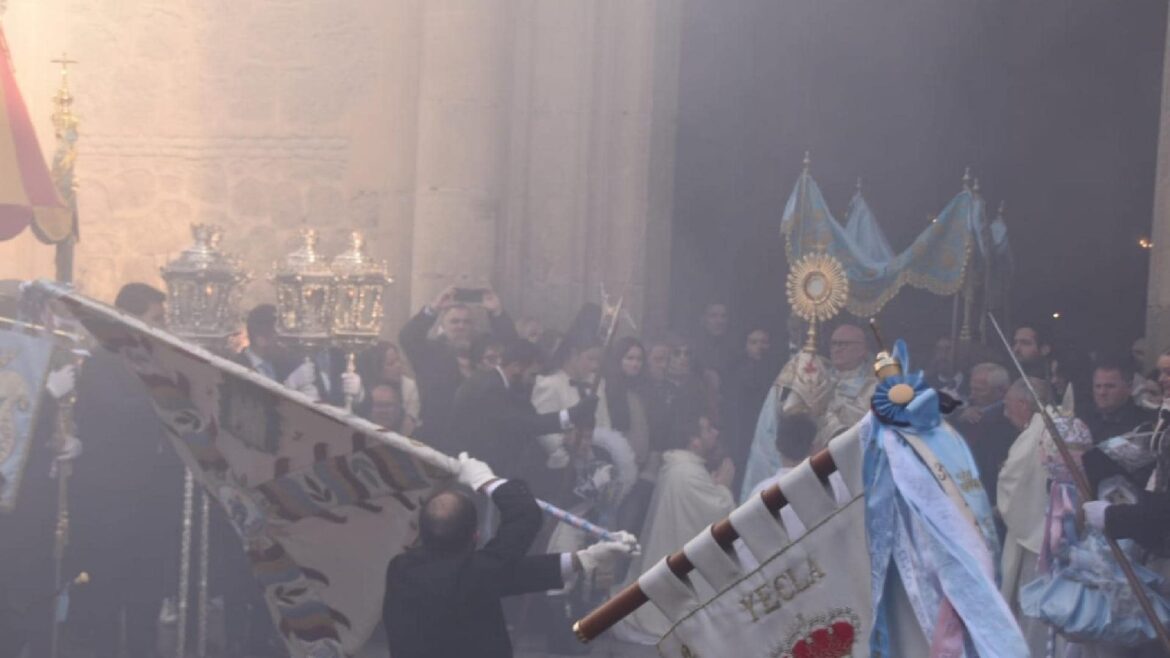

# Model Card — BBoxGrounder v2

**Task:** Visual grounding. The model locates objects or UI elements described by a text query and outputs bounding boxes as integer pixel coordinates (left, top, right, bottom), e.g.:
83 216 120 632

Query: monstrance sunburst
786 251 848 352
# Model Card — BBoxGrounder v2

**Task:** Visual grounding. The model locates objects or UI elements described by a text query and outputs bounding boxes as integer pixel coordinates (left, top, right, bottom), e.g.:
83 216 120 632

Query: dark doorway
669 0 1167 357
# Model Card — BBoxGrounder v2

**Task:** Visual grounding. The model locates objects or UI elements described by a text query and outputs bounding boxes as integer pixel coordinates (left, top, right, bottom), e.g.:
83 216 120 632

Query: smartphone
453 287 487 304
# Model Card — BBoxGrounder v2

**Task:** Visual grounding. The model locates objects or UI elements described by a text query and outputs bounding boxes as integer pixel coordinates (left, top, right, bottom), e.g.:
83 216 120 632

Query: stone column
1147 8 1170 362
408 0 514 311
496 0 682 333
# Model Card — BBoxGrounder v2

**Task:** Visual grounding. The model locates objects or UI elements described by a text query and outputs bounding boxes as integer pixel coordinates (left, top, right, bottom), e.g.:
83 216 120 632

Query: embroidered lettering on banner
738 557 826 622
956 469 982 493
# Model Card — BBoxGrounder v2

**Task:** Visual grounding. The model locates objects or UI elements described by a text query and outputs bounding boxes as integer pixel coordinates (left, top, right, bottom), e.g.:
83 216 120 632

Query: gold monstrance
786 251 848 352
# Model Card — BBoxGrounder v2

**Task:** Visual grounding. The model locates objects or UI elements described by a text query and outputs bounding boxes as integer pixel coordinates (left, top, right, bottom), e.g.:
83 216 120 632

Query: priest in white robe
998 376 1054 656
615 414 736 643
814 323 878 451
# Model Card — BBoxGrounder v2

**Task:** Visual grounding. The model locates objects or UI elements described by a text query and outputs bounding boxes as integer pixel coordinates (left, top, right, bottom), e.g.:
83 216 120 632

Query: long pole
196 490 210 658
48 353 81 658
48 451 70 658
988 313 1170 652
176 469 194 658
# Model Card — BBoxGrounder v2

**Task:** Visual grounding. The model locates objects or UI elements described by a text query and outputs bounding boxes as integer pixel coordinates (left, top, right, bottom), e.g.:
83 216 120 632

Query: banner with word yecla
35 281 456 658
646 426 872 658
0 322 54 513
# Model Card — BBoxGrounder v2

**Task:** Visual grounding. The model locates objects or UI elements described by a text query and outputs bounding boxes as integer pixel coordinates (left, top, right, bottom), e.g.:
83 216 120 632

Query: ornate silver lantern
330 231 392 410
271 228 338 350
159 223 249 658
160 223 250 347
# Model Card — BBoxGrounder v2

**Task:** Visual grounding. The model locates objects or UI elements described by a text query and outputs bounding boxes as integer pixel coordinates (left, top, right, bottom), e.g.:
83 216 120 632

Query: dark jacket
70 348 184 596
1084 445 1170 553
382 480 563 658
399 308 517 450
1082 400 1156 444
450 368 564 480
954 406 1017 509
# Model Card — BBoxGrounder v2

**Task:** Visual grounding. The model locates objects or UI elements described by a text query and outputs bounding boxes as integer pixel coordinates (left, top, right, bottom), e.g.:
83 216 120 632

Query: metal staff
535 498 625 544
176 469 195 658
48 354 81 658
988 312 1170 652
197 490 210 658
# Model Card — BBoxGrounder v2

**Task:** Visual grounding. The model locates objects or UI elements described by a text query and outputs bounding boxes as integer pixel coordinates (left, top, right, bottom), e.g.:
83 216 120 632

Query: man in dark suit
382 454 634 658
237 304 363 408
450 337 597 480
70 283 184 658
399 286 518 451
1082 358 1156 443
222 304 294 656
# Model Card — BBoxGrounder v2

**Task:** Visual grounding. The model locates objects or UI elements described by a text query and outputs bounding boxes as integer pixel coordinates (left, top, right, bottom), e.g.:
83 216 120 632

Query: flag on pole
0 320 54 512
0 27 71 242
35 280 457 658
640 425 873 658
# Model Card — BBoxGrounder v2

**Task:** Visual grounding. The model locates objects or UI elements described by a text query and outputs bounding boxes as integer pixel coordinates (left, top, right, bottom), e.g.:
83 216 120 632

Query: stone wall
0 0 680 336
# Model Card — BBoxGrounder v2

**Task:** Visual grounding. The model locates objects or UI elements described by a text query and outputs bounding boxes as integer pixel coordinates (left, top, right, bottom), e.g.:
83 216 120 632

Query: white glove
341 371 364 402
45 364 76 399
284 361 319 400
1083 500 1110 531
50 435 82 478
590 463 614 491
608 530 641 555
577 540 636 575
456 452 496 491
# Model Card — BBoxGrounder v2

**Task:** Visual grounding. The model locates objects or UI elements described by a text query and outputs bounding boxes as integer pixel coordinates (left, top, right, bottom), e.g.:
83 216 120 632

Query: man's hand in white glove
1083 500 1110 531
608 530 641 555
45 364 77 400
50 435 82 478
590 464 613 491
341 371 364 403
284 361 320 400
576 540 636 576
456 452 497 492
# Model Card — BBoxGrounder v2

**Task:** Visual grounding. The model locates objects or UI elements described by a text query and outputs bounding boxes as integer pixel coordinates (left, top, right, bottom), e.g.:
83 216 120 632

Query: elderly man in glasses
815 323 877 450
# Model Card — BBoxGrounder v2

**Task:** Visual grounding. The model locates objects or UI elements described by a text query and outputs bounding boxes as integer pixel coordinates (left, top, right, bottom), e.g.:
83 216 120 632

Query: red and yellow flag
0 26 69 242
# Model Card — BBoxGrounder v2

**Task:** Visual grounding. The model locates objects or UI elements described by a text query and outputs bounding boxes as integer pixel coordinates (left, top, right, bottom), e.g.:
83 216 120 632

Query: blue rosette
870 339 941 432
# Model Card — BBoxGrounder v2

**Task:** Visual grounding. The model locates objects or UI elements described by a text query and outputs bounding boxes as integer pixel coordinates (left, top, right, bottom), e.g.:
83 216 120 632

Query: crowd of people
4 277 1170 658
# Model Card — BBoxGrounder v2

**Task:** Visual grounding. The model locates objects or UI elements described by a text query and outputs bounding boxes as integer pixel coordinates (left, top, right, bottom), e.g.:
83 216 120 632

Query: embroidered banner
36 281 456 658
0 322 54 512
648 425 873 658
781 169 975 317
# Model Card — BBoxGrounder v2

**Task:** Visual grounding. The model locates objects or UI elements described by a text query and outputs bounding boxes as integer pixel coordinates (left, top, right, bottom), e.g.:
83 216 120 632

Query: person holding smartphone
399 285 518 452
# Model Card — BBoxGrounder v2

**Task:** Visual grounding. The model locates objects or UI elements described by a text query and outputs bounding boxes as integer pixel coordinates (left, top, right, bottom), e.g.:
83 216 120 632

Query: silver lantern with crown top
271 228 338 351
330 231 392 410
159 223 249 658
160 223 250 348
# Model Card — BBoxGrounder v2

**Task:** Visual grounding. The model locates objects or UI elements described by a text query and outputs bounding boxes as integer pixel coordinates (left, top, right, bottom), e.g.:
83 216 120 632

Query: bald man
815 324 877 450
382 454 634 658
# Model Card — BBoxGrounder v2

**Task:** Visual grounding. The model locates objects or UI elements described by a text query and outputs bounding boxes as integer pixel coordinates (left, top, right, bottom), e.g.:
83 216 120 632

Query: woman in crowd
724 328 780 494
664 334 716 424
359 342 420 428
367 379 416 436
596 337 657 533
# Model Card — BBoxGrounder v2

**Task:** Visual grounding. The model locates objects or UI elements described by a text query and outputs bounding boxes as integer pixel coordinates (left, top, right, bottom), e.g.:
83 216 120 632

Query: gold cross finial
50 53 78 135
51 52 77 68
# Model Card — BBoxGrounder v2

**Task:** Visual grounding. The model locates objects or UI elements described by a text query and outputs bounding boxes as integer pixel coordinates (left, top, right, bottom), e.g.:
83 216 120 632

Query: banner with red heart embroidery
648 426 873 658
